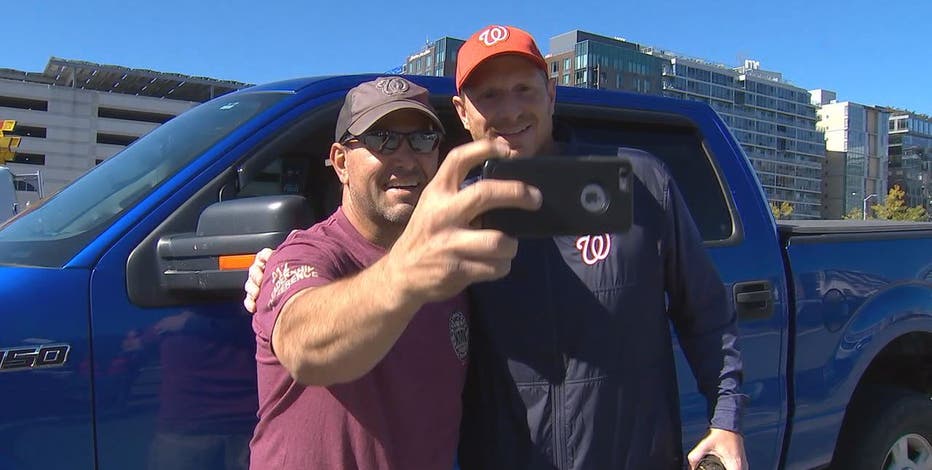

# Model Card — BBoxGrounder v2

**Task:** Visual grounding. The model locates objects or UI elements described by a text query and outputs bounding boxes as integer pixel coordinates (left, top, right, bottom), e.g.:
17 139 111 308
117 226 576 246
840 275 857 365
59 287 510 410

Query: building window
564 58 571 70
0 96 48 111
96 133 138 146
575 70 588 85
7 152 45 165
8 125 46 138
551 61 559 75
13 180 36 191
575 54 588 70
98 107 174 124
562 73 570 85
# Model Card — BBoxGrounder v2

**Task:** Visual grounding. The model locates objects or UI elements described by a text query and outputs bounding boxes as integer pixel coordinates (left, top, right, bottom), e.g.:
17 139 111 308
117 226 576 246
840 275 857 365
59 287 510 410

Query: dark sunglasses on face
342 130 442 155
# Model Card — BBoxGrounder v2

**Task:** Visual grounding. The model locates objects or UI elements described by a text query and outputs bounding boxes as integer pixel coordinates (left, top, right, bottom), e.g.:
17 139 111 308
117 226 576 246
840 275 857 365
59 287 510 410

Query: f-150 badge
0 344 70 372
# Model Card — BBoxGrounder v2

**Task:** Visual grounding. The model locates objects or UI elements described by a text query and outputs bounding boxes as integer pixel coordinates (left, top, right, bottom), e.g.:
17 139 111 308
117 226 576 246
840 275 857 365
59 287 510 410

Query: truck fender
828 282 932 408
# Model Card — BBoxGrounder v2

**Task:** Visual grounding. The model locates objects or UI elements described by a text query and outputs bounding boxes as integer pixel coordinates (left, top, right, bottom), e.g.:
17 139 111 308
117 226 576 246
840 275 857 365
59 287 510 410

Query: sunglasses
342 130 442 155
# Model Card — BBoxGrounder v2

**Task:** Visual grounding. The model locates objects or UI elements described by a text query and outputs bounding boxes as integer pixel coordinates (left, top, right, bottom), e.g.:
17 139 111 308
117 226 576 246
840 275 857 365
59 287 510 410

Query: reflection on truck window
0 92 289 267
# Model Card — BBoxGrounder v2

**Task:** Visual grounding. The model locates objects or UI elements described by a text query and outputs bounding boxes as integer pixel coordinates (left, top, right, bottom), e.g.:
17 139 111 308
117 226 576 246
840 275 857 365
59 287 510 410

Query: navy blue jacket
459 148 744 470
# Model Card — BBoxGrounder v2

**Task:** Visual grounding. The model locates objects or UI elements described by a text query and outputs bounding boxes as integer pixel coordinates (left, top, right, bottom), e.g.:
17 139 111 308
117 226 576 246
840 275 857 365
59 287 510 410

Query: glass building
402 37 465 78
656 57 825 218
400 30 828 218
547 31 665 94
547 31 826 219
814 91 890 218
886 110 932 214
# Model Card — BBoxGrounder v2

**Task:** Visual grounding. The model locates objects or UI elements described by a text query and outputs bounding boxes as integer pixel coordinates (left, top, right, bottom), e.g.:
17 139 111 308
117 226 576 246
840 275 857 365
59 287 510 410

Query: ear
546 78 557 117
451 94 470 132
330 142 350 185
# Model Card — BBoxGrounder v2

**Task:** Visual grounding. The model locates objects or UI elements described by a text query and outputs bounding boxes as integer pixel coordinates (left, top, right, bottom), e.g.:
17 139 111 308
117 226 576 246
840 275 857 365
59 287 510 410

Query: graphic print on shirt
575 234 612 265
448 311 469 363
269 263 318 307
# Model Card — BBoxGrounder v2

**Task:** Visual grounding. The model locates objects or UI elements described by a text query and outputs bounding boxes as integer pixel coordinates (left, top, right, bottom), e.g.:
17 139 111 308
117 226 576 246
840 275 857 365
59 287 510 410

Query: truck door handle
733 280 774 320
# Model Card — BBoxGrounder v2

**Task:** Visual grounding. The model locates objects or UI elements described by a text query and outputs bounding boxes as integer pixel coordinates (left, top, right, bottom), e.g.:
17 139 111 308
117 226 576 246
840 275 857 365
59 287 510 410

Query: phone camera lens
580 183 609 214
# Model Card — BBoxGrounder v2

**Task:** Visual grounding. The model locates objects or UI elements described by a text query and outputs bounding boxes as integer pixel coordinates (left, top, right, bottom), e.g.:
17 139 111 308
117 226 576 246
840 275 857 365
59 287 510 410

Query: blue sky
8 0 931 113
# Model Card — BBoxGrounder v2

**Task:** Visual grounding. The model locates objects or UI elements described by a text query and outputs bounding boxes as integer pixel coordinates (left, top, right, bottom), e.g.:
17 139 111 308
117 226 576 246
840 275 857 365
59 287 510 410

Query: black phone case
480 156 633 237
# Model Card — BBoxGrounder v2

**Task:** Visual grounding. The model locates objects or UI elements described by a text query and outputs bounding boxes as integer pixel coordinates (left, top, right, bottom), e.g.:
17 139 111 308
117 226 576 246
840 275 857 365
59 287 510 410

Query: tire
832 386 932 470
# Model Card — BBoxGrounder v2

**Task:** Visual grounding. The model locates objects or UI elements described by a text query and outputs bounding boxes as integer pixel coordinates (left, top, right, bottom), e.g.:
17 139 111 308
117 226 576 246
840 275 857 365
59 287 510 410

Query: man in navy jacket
451 25 746 470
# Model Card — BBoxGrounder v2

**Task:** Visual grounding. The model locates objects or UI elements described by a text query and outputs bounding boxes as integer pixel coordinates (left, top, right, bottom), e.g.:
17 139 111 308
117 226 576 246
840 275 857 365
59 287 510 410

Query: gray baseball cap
335 76 445 142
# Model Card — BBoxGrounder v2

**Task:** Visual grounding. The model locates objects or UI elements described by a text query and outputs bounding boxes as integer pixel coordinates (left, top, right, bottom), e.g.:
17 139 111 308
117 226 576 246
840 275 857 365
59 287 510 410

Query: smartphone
480 156 633 237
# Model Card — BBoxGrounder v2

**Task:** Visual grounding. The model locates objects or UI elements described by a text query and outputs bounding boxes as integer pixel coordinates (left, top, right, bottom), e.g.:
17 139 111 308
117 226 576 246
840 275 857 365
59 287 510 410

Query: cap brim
346 99 445 137
458 50 548 92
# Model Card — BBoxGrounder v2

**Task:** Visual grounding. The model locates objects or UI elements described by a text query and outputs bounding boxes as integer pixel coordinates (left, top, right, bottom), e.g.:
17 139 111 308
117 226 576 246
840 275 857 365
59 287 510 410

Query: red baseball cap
455 25 548 92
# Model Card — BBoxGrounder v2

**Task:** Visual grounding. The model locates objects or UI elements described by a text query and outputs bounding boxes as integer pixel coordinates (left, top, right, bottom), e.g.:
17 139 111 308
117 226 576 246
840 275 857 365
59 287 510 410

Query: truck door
0 267 94 470
86 90 344 469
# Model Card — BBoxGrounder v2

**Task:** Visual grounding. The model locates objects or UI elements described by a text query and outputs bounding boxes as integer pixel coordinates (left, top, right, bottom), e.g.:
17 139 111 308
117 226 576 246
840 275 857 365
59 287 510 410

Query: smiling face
330 109 439 244
452 54 557 158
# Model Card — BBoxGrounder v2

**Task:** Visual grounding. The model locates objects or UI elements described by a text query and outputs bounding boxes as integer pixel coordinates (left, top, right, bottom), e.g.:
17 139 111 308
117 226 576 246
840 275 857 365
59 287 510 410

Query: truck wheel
833 386 932 470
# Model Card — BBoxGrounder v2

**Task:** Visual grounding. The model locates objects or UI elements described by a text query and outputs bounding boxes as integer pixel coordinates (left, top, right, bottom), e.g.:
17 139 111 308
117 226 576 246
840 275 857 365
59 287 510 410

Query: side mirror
157 195 314 293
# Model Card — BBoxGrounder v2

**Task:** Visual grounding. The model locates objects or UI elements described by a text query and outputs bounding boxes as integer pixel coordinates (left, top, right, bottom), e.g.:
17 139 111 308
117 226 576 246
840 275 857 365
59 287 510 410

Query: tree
843 207 864 220
871 185 928 221
770 201 794 219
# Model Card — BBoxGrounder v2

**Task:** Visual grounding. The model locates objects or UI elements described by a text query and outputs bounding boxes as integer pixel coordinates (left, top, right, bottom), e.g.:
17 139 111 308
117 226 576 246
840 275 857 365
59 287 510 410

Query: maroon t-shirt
250 208 469 470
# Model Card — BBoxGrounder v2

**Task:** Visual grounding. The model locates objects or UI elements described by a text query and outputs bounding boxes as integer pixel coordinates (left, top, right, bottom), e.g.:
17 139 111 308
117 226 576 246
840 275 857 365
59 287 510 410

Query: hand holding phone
696 454 725 470
480 156 633 237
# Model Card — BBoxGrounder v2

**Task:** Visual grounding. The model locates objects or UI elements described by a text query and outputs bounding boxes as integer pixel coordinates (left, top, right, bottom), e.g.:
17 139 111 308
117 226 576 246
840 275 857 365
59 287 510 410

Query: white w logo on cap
375 77 410 96
478 26 509 46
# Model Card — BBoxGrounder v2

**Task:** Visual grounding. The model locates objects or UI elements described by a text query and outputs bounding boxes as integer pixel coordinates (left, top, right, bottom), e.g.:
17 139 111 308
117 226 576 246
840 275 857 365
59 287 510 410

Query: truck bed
778 220 932 237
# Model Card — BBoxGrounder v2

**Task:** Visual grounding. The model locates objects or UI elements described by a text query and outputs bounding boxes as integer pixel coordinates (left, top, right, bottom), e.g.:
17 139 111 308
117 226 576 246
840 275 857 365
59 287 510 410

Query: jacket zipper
545 240 568 470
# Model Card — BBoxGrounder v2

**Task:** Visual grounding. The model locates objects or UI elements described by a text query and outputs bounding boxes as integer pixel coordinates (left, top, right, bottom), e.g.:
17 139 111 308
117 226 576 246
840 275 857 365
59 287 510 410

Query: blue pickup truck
0 75 929 470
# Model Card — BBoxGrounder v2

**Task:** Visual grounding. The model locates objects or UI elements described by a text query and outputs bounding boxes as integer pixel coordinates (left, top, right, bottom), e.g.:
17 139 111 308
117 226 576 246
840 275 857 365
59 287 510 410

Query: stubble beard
349 184 415 227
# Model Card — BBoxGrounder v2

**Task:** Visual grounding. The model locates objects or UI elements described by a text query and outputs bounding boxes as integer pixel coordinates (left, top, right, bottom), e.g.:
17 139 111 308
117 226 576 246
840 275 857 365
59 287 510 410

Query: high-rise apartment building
400 29 827 218
547 31 665 94
812 90 889 219
656 56 824 218
403 37 465 78
885 109 932 213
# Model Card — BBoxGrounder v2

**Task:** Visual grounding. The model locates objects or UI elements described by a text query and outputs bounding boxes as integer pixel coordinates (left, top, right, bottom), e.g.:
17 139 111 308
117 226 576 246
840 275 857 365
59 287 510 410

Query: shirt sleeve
252 233 339 346
661 174 746 434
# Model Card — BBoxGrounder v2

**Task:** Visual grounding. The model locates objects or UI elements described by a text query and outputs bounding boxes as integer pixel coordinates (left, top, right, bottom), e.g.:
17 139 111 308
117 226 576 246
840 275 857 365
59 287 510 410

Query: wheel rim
883 433 932 470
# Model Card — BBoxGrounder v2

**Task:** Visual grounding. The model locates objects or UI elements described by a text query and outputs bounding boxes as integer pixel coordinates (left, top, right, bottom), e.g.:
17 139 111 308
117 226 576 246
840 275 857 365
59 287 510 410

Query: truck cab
0 75 928 470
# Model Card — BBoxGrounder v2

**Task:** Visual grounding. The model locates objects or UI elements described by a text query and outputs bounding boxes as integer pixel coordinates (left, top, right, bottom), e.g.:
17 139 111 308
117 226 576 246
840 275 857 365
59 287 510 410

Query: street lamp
863 193 878 220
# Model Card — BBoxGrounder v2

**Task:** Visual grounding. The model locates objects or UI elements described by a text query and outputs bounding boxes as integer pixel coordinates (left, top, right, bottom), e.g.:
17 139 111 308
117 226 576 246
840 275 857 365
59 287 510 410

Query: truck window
562 116 734 242
230 97 471 226
0 91 290 267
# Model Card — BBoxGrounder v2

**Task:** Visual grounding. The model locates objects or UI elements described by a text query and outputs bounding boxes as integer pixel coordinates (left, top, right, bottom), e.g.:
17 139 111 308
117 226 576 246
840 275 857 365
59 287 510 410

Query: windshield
0 91 289 267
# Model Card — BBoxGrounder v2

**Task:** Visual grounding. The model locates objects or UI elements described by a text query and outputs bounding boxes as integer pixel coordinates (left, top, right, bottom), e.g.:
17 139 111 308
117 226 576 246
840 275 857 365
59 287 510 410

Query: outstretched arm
262 140 541 386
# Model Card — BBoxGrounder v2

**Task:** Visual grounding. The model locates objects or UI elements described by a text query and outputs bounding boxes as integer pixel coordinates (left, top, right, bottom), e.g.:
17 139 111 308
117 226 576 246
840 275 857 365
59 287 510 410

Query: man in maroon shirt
249 77 541 469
